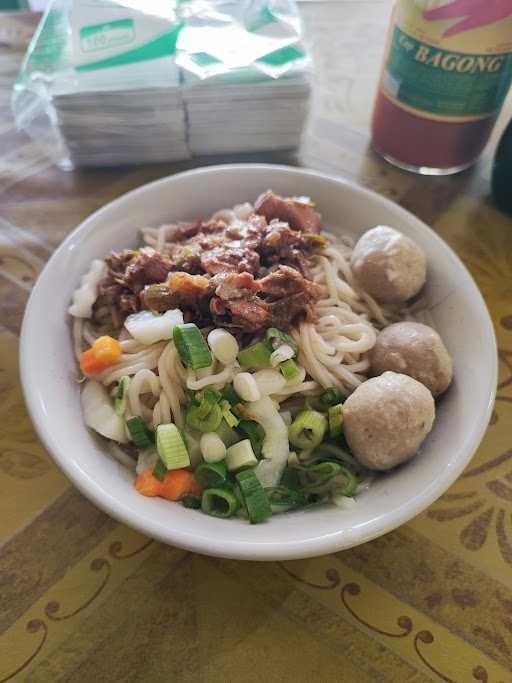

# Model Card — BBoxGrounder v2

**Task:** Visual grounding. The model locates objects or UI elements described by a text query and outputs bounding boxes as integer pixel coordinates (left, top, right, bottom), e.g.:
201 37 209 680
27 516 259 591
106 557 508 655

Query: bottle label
382 0 512 122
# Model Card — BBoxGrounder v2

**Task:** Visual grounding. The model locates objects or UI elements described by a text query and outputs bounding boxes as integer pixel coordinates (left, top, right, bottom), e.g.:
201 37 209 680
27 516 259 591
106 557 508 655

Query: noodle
72 201 400 434
158 342 186 428
128 369 160 422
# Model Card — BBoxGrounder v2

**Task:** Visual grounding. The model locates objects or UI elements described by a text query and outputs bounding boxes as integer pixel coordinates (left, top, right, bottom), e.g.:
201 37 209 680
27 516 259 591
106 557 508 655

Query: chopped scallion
265 328 298 356
195 461 228 489
237 341 272 369
156 424 190 470
236 470 271 524
221 383 241 406
186 403 222 433
201 488 239 518
126 416 154 449
287 461 343 492
265 485 305 508
115 376 130 416
328 403 344 438
193 387 222 418
237 419 263 457
279 358 300 381
288 410 327 450
173 323 212 369
225 439 258 471
331 465 358 497
319 387 343 409
153 459 167 482
220 400 239 428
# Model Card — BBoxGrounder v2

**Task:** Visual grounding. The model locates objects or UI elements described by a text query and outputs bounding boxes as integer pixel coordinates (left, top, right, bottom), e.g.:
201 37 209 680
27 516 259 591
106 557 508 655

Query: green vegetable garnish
195 461 228 489
236 469 271 524
173 323 212 369
237 341 272 369
156 424 190 470
328 404 344 438
186 403 222 433
279 358 300 381
126 416 154 449
202 488 239 518
288 410 327 450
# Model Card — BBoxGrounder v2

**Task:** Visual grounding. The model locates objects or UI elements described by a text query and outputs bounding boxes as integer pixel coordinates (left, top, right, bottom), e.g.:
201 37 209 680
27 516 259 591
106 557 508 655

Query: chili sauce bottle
371 0 512 175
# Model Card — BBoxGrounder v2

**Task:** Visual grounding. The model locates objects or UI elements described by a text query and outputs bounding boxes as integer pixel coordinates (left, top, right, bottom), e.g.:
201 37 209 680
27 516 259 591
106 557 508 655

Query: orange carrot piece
92 335 122 364
79 348 108 376
134 470 162 497
160 469 201 501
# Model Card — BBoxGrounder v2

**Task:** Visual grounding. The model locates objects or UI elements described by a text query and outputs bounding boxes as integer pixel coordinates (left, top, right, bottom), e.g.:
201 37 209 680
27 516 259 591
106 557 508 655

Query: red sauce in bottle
371 1 512 175
372 92 498 172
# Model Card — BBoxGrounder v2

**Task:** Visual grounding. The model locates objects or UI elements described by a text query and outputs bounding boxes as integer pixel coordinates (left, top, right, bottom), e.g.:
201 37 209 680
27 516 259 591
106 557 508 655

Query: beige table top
1 4 512 682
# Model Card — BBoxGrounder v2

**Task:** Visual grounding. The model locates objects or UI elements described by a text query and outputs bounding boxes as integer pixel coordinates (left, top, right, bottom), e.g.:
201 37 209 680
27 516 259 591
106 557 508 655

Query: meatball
370 322 453 396
351 226 426 303
343 372 435 471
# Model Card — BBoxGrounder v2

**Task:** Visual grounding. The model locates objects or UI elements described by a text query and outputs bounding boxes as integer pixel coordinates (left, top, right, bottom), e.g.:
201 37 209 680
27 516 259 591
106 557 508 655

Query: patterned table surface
1 4 512 682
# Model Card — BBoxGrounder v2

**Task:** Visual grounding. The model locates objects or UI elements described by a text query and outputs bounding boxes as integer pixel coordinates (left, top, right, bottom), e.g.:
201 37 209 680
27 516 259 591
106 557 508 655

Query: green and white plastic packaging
12 0 311 168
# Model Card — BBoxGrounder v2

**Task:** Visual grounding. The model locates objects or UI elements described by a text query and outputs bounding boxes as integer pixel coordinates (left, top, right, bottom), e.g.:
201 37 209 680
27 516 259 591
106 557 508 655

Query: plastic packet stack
179 1 310 155
12 0 311 169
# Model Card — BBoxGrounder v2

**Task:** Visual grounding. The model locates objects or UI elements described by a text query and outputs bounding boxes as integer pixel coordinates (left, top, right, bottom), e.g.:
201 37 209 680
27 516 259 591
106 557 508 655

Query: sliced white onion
82 380 128 443
124 309 183 345
68 259 106 318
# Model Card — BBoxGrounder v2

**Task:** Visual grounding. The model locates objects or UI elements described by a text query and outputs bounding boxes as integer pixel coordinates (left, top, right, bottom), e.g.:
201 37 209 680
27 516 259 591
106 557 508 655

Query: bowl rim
20 163 497 560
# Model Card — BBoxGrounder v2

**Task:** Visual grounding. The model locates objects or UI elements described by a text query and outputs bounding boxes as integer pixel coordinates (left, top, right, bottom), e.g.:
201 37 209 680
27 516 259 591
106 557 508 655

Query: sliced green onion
265 486 305 508
288 410 327 450
226 439 258 471
319 387 343 409
195 461 228 489
201 488 239 518
328 404 344 438
156 424 190 470
237 341 272 369
153 459 167 482
182 495 201 509
115 376 131 416
236 470 271 524
287 461 343 492
279 358 300 381
193 387 222 419
220 399 239 428
173 323 212 369
266 328 298 356
221 383 241 406
126 416 154 449
237 419 263 457
185 403 222 433
216 420 240 447
331 465 358 497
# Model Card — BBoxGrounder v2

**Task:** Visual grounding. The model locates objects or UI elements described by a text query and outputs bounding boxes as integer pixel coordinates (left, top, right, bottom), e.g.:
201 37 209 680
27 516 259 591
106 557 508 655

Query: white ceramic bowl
20 164 496 560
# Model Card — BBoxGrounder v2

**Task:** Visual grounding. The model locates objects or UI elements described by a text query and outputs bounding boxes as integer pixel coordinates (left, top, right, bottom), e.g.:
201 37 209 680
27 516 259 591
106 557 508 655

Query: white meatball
370 322 453 396
351 226 426 303
343 372 435 471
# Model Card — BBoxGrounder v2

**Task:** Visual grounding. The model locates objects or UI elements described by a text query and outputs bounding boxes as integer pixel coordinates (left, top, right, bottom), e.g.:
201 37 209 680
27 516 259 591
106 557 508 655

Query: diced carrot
79 348 108 376
92 335 122 365
160 469 202 501
134 470 163 497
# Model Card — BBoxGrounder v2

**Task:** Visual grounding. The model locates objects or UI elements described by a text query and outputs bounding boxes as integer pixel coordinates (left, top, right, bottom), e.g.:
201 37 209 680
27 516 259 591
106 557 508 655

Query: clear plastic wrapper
12 0 311 169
